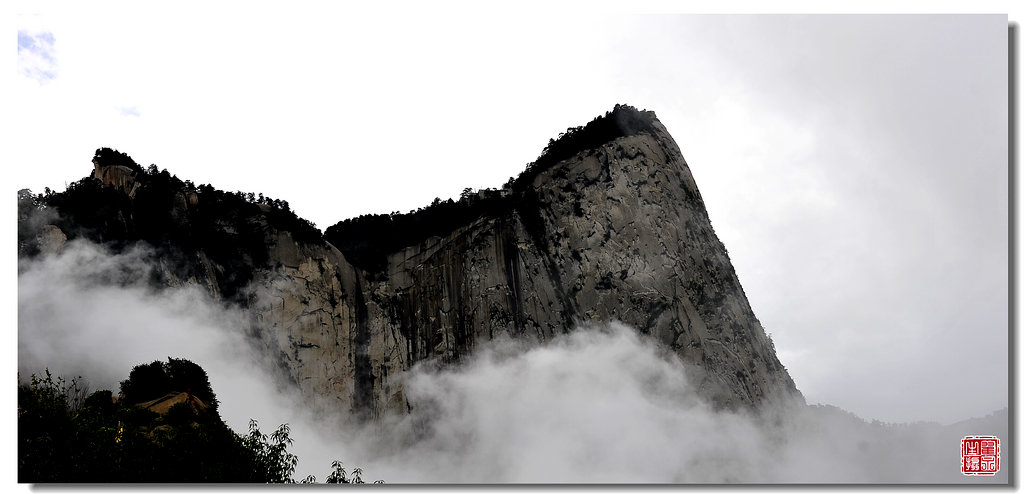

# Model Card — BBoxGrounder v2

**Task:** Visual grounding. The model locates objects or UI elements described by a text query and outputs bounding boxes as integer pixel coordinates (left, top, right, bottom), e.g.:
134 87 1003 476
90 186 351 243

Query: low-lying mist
17 240 1008 483
353 327 1007 483
17 240 337 478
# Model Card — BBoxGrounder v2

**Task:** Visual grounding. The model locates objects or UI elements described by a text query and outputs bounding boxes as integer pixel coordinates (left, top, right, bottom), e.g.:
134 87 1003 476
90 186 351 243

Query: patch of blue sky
18 30 58 82
18 31 55 59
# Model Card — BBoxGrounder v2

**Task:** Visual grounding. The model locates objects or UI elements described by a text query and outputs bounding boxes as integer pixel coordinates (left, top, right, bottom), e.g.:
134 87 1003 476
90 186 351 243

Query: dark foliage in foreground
119 357 219 413
18 364 380 483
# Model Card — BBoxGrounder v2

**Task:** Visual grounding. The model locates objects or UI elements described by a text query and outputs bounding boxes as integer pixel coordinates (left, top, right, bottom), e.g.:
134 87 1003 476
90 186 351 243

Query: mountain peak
91 147 143 197
512 104 660 191
20 105 802 420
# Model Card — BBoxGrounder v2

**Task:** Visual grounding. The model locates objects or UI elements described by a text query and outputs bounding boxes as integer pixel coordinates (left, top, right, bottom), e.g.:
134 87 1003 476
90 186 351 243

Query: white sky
6 2 1015 426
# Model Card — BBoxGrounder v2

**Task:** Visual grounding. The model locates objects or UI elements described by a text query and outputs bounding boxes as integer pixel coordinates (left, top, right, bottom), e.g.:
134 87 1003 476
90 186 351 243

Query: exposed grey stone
30 109 803 421
238 114 802 419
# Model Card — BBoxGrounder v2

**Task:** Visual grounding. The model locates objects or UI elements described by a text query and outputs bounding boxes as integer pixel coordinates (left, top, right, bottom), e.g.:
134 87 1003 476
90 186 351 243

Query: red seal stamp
962 436 1000 475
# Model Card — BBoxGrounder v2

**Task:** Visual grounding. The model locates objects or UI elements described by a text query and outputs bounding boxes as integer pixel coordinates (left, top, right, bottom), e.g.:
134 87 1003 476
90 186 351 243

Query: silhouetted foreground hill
18 359 374 483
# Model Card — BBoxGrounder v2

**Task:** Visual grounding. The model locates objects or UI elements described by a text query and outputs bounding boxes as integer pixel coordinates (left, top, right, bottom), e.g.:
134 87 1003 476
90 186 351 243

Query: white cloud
346 322 1006 483
117 106 140 118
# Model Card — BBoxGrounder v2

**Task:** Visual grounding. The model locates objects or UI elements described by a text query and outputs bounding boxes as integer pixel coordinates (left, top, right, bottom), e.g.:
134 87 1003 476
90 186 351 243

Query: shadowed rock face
23 106 802 420
92 161 139 198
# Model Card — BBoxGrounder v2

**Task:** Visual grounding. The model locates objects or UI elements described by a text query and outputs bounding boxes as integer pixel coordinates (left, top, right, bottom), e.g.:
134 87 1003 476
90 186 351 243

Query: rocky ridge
19 105 803 420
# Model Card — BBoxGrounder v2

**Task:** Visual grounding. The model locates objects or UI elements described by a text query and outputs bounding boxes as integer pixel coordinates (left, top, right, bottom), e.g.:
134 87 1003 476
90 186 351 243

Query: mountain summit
19 105 802 419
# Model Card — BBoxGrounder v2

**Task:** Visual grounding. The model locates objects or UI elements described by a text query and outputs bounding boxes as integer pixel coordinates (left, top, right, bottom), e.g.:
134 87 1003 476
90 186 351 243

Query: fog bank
17 240 1008 483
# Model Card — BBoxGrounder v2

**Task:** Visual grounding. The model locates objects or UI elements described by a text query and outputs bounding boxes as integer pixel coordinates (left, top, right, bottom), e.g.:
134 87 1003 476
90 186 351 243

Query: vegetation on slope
21 148 322 300
20 105 658 280
324 104 659 274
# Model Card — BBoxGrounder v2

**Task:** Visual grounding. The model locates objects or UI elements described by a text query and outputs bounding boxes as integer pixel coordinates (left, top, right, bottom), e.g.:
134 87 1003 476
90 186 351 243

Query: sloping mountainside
18 104 803 420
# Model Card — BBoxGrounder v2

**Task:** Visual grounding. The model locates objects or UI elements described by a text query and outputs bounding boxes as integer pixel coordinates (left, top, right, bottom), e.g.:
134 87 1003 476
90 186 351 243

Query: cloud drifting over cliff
17 240 1007 484
349 324 1006 483
16 240 347 479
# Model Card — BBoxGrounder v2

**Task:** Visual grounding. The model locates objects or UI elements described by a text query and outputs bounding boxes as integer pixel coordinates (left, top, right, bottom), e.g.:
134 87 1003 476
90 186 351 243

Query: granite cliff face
19 106 802 420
